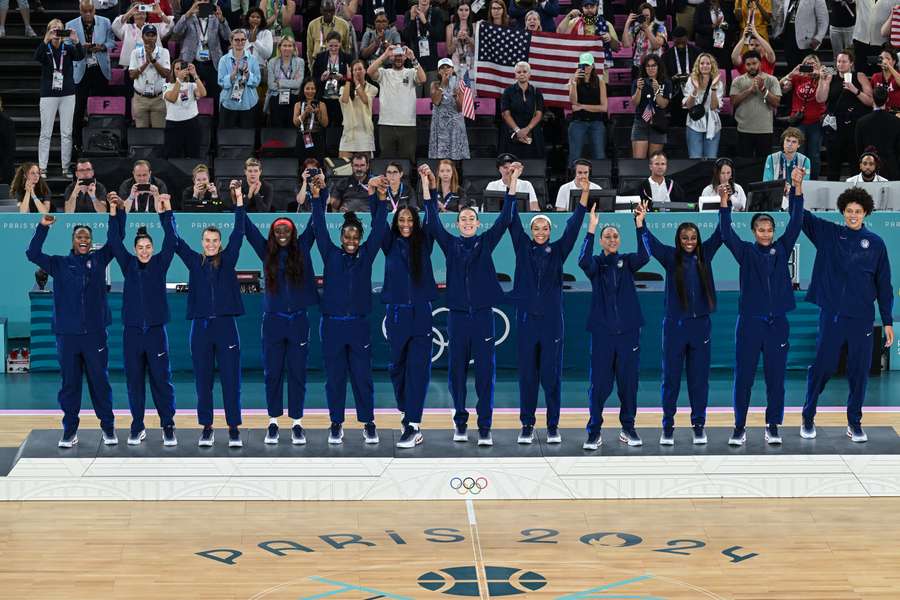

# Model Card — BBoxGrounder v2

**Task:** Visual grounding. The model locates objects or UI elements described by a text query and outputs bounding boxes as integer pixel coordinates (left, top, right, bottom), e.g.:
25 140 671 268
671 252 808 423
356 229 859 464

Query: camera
306 168 320 177
136 183 152 192
198 2 213 18
138 3 153 11
799 64 814 74
867 55 883 67
78 178 95 186
635 14 646 24
57 28 72 37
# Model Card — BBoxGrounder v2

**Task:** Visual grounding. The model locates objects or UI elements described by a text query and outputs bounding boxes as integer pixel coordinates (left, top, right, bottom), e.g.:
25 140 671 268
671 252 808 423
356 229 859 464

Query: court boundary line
466 498 490 600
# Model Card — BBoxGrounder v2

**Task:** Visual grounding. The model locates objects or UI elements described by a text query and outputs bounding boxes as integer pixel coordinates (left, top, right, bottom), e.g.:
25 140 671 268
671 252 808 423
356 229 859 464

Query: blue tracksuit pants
385 303 432 426
55 330 115 432
448 308 496 431
661 316 712 429
587 328 641 433
262 311 310 420
517 312 564 429
804 311 874 426
189 316 242 427
123 325 176 433
320 316 375 425
733 315 789 429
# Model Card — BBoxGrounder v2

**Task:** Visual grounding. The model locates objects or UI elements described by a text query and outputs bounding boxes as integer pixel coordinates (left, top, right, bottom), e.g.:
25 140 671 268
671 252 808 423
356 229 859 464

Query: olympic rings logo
381 307 511 363
450 476 489 495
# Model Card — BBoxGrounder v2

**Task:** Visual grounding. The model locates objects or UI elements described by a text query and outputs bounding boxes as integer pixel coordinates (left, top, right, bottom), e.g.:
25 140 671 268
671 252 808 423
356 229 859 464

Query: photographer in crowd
118 160 168 213
181 163 223 212
779 54 827 178
63 159 109 213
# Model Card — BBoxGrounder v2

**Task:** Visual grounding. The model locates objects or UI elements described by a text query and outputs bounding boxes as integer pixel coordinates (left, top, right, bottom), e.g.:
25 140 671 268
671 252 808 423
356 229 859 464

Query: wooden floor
2 412 899 599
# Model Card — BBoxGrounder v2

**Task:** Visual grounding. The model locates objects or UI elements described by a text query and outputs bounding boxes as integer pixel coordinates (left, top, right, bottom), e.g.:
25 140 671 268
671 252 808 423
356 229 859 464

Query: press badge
303 132 314 148
231 85 245 102
278 89 291 104
197 41 210 61
52 70 64 91
86 52 98 67
418 37 430 57
713 28 725 48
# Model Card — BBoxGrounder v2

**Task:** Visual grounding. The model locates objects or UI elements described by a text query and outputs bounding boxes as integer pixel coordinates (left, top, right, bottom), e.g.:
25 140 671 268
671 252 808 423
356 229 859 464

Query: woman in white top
112 2 170 68
446 2 476 85
339 59 378 158
244 8 274 65
163 59 207 159
701 158 747 211
266 37 304 127
682 52 723 159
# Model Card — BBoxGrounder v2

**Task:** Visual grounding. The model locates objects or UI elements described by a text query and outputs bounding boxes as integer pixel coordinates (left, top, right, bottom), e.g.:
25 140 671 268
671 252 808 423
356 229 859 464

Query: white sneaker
517 425 535 444
765 424 782 445
452 424 468 442
847 424 868 443
0 26 6 38
800 420 816 439
102 428 118 445
546 427 562 444
328 423 344 445
127 429 146 445
25 25 38 38
728 428 746 447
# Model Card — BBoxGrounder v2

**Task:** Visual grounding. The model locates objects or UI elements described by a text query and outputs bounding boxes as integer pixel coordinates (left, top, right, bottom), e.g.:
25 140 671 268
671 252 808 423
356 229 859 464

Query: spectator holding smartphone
118 159 169 212
163 59 206 158
63 158 109 213
181 163 223 211
868 45 900 112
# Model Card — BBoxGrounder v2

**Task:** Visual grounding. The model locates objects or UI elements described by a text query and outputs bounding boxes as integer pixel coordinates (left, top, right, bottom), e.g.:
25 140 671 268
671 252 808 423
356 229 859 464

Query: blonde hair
192 164 210 180
690 52 720 84
46 19 64 33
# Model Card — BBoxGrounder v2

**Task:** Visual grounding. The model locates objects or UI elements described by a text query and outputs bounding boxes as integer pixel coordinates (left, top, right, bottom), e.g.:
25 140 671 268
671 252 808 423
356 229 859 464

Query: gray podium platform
1 428 899 501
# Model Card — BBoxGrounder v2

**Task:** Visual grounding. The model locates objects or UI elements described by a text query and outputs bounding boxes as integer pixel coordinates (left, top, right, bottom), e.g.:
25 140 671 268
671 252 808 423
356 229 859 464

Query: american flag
474 23 606 108
460 71 476 120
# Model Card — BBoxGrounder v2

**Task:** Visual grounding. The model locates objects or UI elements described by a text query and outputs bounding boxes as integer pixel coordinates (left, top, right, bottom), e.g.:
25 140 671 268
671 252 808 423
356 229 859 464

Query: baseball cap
582 0 599 5
142 24 158 35
496 153 519 167
437 58 454 69
579 52 594 66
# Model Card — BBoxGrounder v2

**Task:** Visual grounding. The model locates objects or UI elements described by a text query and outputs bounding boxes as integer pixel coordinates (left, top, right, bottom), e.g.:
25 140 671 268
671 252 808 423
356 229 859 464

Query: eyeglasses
233 38 247 42
386 170 401 175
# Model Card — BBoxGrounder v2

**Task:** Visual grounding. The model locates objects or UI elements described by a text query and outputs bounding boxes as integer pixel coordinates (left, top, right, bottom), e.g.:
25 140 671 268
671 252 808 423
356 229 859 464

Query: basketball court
2 408 899 599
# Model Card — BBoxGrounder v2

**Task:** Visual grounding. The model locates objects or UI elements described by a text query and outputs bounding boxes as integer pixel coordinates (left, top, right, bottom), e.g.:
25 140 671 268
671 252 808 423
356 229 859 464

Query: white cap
437 58 454 69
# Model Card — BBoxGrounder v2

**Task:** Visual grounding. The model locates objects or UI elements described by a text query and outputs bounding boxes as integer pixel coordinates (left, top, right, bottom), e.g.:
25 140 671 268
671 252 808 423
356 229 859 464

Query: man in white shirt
845 150 889 182
128 24 171 128
367 44 426 166
853 0 895 74
637 150 686 208
485 153 540 211
555 159 602 210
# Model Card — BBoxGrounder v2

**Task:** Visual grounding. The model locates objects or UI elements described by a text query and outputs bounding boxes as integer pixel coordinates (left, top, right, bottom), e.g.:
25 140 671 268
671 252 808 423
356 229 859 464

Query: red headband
272 218 294 230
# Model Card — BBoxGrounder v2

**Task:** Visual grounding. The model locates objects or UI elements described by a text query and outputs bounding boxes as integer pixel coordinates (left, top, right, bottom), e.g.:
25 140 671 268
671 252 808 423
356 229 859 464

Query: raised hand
40 214 56 226
587 204 599 233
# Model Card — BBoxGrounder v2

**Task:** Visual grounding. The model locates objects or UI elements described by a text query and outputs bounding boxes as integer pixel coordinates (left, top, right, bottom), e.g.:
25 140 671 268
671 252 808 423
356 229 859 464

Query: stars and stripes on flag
460 72 476 120
474 23 606 108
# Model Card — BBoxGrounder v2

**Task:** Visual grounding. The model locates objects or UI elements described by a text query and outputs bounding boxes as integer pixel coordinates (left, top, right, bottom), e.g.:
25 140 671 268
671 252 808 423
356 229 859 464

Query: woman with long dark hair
636 199 722 445
107 193 178 447
172 183 246 448
243 170 318 445
293 78 330 163
311 171 390 445
379 167 439 448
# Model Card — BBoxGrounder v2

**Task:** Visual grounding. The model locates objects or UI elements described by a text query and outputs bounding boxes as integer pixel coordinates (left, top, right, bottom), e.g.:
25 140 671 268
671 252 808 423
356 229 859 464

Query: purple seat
87 96 126 115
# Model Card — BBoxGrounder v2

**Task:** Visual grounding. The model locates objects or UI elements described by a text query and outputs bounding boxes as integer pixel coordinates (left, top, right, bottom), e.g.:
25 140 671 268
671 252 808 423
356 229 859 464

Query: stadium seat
110 40 123 61
607 68 632 87
127 127 166 159
612 46 633 60
87 96 126 116
110 68 126 87
614 14 627 30
291 15 303 37
213 158 248 179
720 96 733 115
437 42 447 58
473 97 496 117
216 128 255 159
261 158 299 178
197 97 215 116
607 96 633 115
294 41 304 58
351 14 363 32
554 14 565 26
395 14 405 29
583 159 613 189
416 98 434 115
259 128 298 158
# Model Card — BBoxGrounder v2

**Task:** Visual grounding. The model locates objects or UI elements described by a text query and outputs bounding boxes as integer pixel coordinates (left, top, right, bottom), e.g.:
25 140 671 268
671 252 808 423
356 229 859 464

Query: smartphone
198 2 213 18
57 29 72 37
799 64 814 74
843 72 852 84
78 178 95 186
138 3 153 11
136 183 152 192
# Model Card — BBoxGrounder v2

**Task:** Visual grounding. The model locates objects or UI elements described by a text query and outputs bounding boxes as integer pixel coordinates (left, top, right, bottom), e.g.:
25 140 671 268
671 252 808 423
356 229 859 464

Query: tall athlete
243 173 318 445
798 167 894 442
638 201 723 445
718 170 803 446
311 172 390 445
26 211 117 447
578 203 650 449
173 184 246 447
507 177 588 444
107 193 178 446
423 164 516 446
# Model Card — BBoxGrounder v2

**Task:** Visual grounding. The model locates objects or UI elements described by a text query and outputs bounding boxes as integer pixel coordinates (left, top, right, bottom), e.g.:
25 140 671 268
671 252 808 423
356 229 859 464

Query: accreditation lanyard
49 43 67 91
387 183 405 211
674 45 689 75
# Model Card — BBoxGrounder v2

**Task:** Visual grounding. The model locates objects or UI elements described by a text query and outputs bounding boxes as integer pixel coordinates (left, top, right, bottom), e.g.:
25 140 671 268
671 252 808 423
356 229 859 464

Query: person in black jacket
693 0 736 77
35 20 84 177
661 27 699 126
855 86 900 181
